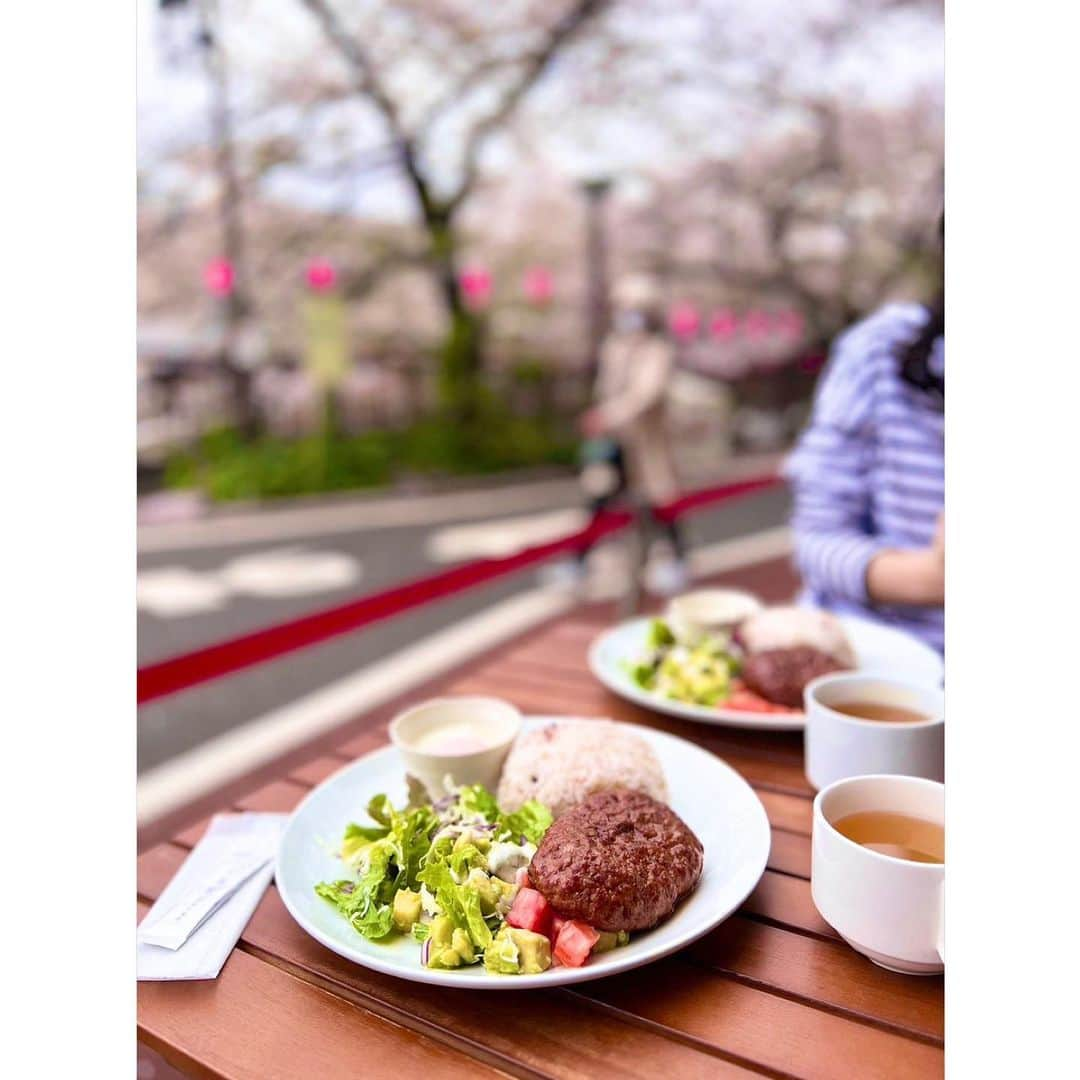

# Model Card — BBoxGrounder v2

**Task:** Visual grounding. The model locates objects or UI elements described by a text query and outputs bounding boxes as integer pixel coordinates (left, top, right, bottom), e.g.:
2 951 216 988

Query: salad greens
628 618 741 707
315 783 553 972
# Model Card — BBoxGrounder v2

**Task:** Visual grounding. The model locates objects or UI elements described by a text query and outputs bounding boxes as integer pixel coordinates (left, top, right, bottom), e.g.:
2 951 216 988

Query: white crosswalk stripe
137 547 362 617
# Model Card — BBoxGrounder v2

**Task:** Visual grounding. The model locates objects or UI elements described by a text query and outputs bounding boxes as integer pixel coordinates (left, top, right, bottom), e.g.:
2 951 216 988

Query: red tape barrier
137 474 782 705
652 475 782 522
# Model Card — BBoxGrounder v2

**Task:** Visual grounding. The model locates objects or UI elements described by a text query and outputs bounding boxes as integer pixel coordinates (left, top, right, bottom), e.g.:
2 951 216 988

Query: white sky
138 0 943 222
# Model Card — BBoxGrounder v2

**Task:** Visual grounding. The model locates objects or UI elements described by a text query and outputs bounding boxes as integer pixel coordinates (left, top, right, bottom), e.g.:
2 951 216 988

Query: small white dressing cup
389 696 522 800
665 589 762 646
804 673 944 791
812 774 944 974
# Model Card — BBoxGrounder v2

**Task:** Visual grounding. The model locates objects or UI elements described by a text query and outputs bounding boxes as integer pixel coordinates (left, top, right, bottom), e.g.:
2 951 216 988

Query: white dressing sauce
410 721 493 756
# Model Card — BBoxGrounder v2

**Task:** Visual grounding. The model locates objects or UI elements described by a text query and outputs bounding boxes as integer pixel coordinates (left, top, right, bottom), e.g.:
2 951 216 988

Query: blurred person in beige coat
571 274 687 594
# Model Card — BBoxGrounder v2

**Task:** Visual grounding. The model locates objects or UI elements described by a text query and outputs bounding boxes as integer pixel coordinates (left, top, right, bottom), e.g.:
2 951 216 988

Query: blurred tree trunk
197 0 257 436
299 0 610 426
421 197 482 423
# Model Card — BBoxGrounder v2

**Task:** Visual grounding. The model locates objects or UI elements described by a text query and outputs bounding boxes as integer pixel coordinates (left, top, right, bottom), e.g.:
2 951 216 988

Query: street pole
193 0 255 434
581 178 612 382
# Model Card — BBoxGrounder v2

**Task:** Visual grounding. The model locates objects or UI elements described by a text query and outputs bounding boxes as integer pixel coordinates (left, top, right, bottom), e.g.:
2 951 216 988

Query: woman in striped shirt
784 292 944 654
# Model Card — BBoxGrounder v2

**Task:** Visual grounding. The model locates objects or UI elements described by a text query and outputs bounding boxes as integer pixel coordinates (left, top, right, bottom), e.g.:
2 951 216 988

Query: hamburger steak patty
741 646 846 708
528 790 703 931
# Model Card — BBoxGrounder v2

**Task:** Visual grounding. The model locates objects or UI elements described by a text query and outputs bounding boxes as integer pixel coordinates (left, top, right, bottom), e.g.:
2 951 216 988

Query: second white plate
588 614 945 731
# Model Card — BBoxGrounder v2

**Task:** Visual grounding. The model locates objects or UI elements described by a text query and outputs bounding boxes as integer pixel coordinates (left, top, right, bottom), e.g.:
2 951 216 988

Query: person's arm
865 514 944 606
584 340 672 435
785 325 943 610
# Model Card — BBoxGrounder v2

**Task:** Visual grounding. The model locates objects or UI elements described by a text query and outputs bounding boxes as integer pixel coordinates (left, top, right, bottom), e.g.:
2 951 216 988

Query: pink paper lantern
203 258 235 297
459 266 492 310
306 258 337 292
668 302 701 341
709 309 739 341
523 266 554 306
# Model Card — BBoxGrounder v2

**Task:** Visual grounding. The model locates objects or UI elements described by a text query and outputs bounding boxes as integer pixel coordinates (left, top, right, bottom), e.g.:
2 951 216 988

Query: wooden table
137 555 944 1079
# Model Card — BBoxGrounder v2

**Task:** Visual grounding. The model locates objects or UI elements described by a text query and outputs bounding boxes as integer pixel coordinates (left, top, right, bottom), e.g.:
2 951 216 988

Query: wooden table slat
576 960 944 1080
766 829 812 879
335 722 393 761
496 652 603 683
686 917 943 1041
741 871 838 940
172 815 214 850
234 778 311 814
753 789 813 835
288 754 354 787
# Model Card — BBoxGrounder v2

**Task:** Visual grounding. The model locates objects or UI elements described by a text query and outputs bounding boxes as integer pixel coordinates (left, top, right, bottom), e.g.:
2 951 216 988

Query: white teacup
389 696 522 800
804 673 944 791
812 774 944 974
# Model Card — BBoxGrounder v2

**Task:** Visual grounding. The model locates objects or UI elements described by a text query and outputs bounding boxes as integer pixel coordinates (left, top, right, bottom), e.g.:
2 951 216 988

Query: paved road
137 480 791 774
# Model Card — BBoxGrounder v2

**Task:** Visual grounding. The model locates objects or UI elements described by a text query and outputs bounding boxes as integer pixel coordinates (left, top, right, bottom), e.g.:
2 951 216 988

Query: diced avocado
465 868 501 915
483 927 522 974
505 927 551 974
481 925 550 974
591 930 620 954
427 928 478 970
451 928 476 964
427 945 462 969
429 915 455 950
392 889 422 933
425 914 484 968
616 930 630 946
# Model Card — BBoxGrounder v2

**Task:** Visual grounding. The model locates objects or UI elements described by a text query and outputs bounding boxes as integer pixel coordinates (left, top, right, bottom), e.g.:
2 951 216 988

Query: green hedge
163 416 577 502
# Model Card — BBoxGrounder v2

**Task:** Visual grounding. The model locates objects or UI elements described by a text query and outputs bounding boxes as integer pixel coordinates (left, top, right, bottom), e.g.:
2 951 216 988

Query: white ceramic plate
276 717 770 989
589 614 945 732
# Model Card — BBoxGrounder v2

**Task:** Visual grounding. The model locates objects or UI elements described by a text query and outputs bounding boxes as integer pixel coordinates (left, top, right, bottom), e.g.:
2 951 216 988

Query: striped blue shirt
784 303 944 653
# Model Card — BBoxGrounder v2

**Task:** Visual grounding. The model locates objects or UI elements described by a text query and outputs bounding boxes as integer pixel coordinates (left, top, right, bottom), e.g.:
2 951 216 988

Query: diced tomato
727 683 798 715
550 913 567 942
506 887 552 937
514 866 531 889
553 920 600 967
726 690 774 713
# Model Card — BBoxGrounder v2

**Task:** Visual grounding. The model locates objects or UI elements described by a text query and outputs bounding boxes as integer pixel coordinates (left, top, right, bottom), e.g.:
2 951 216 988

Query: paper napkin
137 813 287 981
